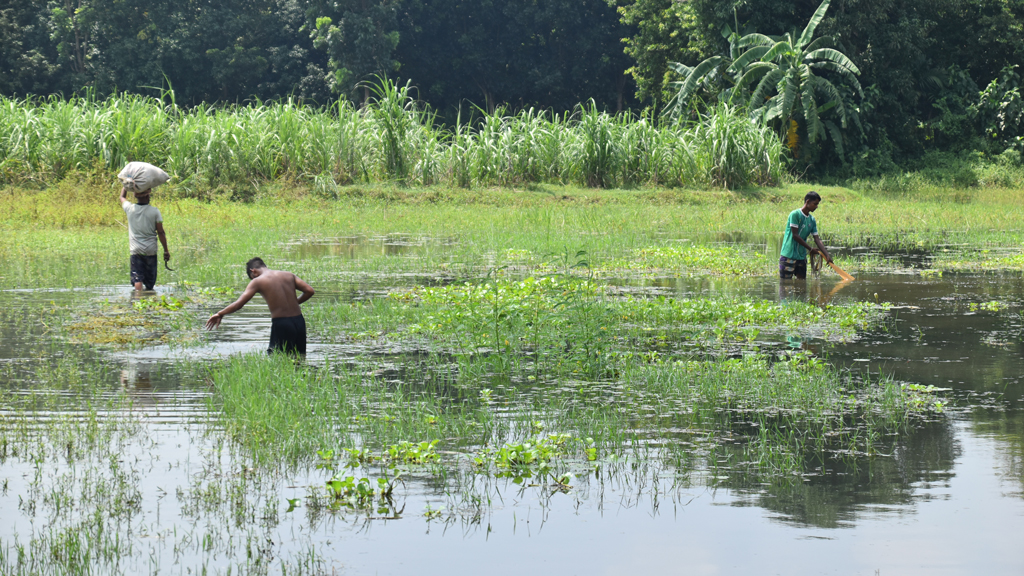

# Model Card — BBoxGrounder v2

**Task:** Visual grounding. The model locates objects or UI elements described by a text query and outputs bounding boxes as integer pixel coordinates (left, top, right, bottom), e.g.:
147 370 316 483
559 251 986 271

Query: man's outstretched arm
206 280 259 330
119 186 129 204
295 276 315 305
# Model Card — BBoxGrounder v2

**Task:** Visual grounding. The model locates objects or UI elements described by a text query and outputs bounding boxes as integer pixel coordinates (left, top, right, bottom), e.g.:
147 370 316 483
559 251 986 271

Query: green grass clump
206 354 343 459
204 348 923 491
205 353 494 463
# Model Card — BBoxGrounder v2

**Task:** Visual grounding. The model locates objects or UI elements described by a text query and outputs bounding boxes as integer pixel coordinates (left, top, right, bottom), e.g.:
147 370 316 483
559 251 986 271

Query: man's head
135 190 151 205
803 191 822 212
246 257 267 279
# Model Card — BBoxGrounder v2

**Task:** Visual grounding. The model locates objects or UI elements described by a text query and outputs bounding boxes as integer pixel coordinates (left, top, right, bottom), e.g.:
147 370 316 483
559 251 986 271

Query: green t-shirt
781 208 817 260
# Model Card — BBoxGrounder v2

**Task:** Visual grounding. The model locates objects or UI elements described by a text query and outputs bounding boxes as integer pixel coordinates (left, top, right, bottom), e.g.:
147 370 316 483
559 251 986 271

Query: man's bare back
247 269 309 318
205 260 315 330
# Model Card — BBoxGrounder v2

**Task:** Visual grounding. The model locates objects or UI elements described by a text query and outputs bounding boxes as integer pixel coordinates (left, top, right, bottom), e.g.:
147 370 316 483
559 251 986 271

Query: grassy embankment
2 176 1024 290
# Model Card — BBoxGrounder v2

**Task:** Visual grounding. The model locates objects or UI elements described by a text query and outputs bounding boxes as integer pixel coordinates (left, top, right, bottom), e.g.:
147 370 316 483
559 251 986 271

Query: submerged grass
203 346 927 502
0 339 331 576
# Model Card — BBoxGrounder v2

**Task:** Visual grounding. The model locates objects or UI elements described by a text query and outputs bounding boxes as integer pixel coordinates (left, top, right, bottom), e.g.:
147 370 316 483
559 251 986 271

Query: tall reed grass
0 82 784 192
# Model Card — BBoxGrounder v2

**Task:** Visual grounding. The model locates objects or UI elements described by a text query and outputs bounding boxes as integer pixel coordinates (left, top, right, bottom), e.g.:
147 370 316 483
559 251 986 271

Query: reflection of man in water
205 258 315 355
780 191 833 280
119 186 170 291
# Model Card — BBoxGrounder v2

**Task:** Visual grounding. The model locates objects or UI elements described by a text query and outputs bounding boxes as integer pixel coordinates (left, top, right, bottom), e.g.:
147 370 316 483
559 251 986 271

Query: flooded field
1 237 1023 575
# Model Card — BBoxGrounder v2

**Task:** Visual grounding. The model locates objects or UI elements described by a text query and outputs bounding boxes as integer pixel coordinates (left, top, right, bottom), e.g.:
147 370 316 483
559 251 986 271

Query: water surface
1 269 1022 575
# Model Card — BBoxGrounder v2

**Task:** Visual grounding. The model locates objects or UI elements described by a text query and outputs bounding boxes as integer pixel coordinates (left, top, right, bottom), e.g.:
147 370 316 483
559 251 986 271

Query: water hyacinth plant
0 80 784 191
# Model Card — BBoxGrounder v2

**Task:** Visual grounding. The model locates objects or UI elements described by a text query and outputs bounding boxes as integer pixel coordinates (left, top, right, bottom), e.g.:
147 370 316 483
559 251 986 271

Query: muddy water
1 271 1023 575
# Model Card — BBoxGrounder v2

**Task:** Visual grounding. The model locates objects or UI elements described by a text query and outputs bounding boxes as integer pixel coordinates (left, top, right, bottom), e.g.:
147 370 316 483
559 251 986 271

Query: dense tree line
0 0 633 113
1 0 1021 174
616 0 1024 172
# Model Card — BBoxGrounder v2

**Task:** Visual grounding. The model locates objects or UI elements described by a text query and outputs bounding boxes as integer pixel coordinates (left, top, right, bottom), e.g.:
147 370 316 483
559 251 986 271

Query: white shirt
122 201 163 255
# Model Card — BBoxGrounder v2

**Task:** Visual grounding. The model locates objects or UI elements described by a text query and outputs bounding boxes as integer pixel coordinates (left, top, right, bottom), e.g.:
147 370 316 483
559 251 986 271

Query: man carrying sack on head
117 162 171 291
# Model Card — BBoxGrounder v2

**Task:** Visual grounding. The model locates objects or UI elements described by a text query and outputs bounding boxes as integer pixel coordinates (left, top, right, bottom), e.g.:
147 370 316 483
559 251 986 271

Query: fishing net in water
118 162 169 193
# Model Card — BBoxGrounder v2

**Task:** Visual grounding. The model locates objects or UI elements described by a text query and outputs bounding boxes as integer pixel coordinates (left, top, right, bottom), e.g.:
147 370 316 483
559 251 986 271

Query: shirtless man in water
205 257 315 355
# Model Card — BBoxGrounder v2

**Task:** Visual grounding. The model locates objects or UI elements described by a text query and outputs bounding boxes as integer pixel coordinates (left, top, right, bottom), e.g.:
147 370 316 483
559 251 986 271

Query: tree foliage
668 0 862 159
307 0 401 101
396 0 634 116
625 0 1024 170
609 0 706 107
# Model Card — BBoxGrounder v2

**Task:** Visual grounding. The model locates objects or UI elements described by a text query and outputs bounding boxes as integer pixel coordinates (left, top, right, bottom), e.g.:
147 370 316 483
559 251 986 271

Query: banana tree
668 0 862 158
664 15 744 118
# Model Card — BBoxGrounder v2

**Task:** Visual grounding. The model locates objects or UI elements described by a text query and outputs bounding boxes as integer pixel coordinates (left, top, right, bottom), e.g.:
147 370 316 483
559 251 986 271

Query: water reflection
973 409 1024 497
730 419 961 528
281 234 457 260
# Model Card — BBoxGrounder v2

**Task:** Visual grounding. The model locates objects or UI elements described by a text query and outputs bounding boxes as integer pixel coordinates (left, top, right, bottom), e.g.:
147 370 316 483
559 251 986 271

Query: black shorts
130 255 159 289
779 256 807 280
269 314 307 355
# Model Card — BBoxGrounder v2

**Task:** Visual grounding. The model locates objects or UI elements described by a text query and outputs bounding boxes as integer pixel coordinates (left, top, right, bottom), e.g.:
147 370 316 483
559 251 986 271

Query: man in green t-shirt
780 191 832 279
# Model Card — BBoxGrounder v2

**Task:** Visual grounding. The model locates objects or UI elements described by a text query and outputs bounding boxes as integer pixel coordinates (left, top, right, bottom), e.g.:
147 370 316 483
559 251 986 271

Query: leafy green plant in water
546 249 618 376
581 436 598 461
343 447 377 465
378 269 881 378
423 504 444 520
395 271 607 373
485 266 517 374
313 448 402 515
323 475 396 513
131 294 185 311
473 433 578 483
900 384 949 412
492 434 570 468
385 440 439 464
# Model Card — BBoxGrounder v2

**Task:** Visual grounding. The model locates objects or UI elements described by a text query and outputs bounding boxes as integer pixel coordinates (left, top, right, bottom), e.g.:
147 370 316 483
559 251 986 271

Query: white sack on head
118 162 170 193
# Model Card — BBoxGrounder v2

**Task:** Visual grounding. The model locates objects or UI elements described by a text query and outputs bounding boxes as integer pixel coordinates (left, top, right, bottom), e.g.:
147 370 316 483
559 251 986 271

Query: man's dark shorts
269 314 307 355
130 255 159 290
779 256 808 280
